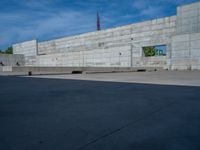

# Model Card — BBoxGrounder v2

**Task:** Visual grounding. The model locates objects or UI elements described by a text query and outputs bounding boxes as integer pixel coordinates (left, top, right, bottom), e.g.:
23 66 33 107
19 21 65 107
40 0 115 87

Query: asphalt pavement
0 76 200 150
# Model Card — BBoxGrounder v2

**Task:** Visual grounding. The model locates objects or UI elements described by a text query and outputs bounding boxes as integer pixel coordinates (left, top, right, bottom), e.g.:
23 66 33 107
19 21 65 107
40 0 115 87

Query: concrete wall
13 40 37 66
12 1 200 70
170 1 200 70
13 40 37 56
38 16 176 56
12 15 175 68
36 45 167 68
35 16 175 68
176 2 200 35
0 54 25 67
0 66 13 72
142 56 167 68
171 32 200 70
36 45 131 67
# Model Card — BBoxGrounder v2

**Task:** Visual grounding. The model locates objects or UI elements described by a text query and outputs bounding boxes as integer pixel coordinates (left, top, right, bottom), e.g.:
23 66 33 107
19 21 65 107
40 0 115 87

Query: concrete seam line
77 101 176 150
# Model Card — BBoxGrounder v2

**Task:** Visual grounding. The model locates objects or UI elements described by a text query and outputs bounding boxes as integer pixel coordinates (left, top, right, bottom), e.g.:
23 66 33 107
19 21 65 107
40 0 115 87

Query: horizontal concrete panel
190 40 200 48
178 2 200 12
172 34 190 42
190 33 200 40
172 42 190 50
191 49 200 57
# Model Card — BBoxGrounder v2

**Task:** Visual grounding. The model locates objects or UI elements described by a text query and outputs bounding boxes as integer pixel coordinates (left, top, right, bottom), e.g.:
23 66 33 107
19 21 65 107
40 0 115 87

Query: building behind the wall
12 1 200 70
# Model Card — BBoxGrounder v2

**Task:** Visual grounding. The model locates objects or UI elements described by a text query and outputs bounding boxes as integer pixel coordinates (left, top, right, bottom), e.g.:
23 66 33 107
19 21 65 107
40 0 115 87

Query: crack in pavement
77 101 176 150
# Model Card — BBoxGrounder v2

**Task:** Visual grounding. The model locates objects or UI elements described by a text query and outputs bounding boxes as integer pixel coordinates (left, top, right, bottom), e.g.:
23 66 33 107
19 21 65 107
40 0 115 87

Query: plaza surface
0 71 200 150
29 70 200 87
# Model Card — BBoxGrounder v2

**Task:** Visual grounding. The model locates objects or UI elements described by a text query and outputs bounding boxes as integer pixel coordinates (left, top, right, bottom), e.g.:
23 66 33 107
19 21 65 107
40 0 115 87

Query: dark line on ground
77 101 175 150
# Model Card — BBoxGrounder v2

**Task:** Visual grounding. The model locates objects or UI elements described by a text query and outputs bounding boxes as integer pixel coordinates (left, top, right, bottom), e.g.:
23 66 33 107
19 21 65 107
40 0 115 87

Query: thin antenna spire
97 11 101 31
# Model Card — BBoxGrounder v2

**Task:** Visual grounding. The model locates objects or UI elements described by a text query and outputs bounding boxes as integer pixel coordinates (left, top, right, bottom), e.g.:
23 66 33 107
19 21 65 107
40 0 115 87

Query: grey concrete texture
0 54 25 67
176 1 200 34
13 40 37 57
171 32 200 70
0 76 200 150
36 16 175 55
13 15 175 68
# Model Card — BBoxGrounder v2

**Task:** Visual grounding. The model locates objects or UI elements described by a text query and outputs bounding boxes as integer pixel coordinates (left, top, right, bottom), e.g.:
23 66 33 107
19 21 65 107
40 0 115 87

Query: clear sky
0 0 199 50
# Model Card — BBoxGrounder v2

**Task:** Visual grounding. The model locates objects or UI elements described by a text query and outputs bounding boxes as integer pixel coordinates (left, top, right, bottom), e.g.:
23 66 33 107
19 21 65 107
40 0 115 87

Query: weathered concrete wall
12 1 200 70
142 56 167 68
176 2 200 35
170 2 200 70
34 16 175 68
0 66 13 72
13 40 37 66
36 45 131 67
38 16 176 55
13 40 37 56
36 45 167 68
12 15 175 68
0 54 25 67
171 32 200 70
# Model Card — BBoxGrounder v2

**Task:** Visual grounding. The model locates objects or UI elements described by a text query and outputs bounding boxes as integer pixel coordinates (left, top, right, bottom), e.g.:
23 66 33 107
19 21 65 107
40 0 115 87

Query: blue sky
0 0 199 50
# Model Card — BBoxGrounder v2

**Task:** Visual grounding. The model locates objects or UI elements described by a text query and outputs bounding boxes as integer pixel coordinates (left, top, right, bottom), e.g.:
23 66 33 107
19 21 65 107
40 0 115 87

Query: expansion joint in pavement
77 101 176 150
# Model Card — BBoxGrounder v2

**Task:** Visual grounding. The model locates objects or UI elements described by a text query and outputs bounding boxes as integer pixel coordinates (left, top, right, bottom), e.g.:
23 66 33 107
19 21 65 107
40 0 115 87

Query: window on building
143 45 167 57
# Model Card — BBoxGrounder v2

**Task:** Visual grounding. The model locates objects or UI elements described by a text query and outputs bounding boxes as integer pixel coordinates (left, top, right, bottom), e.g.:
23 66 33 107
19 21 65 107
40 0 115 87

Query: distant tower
97 12 101 31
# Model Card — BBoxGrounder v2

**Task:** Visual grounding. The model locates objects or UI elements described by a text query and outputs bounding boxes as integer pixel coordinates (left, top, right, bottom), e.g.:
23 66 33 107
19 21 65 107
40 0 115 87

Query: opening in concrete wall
143 45 167 57
0 61 4 66
72 71 83 74
98 42 104 47
39 53 46 55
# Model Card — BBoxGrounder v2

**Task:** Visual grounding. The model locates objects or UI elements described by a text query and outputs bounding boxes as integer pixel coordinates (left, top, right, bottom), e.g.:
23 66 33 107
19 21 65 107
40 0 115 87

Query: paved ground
0 75 200 150
28 70 200 87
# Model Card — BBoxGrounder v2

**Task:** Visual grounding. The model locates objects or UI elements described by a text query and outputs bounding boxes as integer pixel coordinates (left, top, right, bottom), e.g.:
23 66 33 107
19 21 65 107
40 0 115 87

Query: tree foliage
5 47 13 54
143 46 156 57
0 47 13 54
